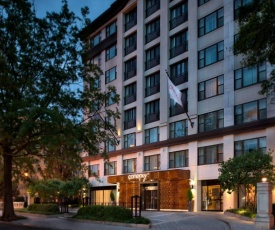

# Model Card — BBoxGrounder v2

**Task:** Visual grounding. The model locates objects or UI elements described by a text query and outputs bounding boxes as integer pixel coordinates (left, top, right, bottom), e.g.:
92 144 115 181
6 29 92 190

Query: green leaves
218 149 274 194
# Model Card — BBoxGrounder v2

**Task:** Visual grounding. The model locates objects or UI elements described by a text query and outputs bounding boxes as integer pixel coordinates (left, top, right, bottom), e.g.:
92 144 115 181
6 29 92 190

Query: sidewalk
0 209 257 230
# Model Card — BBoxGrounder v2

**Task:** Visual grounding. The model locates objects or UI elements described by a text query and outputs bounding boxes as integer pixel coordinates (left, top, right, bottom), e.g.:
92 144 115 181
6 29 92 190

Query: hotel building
80 0 275 211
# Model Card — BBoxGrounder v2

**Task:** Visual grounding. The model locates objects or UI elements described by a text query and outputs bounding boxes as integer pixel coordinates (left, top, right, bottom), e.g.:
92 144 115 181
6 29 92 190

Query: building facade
80 0 275 211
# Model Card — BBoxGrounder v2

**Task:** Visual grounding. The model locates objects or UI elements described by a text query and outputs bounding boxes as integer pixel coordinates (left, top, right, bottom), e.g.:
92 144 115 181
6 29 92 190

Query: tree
0 0 119 221
218 150 274 211
234 0 275 95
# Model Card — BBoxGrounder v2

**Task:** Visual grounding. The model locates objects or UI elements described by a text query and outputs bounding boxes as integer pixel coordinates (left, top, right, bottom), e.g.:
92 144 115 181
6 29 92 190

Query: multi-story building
80 0 275 211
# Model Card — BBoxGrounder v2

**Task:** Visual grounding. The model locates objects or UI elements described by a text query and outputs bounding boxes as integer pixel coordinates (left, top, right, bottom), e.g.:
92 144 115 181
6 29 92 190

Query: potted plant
110 190 116 205
187 188 194 212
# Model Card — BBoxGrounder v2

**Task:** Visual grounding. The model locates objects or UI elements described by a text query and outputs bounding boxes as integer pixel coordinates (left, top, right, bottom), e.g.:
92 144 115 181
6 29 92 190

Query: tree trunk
1 153 17 221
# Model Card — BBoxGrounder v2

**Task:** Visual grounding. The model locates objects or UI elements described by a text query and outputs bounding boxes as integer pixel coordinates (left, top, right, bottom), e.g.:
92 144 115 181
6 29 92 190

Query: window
170 59 188 85
124 133 136 148
235 63 266 89
125 8 137 31
170 2 188 30
235 99 266 125
105 138 116 152
124 108 136 130
145 72 160 97
170 120 188 138
106 91 116 106
169 150 188 168
89 164 99 177
104 161 117 175
199 41 224 68
145 18 160 44
90 33 101 48
199 75 224 100
235 137 266 157
198 144 223 165
105 66 116 83
145 100 160 124
106 44 117 61
145 127 159 144
106 21 117 37
234 0 252 20
198 0 210 6
145 0 160 17
170 90 188 116
90 76 101 90
145 45 160 70
124 58 137 80
90 55 101 67
144 154 160 171
123 158 136 173
124 82 136 105
125 33 137 56
199 8 223 37
199 109 224 132
170 30 188 58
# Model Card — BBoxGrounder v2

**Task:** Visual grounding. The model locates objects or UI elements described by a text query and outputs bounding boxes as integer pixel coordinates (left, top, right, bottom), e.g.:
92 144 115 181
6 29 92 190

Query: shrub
226 208 256 219
27 204 60 214
75 205 150 224
14 196 25 202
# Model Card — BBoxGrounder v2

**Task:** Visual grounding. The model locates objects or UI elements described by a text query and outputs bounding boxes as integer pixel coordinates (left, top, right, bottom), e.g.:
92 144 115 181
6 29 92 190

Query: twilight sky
34 0 115 20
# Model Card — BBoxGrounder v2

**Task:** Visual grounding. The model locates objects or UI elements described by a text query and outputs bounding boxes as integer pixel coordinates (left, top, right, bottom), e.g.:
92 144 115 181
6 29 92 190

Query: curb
67 217 152 229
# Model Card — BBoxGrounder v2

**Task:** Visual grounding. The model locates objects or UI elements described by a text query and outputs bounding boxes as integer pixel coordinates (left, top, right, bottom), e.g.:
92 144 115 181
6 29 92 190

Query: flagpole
165 70 194 128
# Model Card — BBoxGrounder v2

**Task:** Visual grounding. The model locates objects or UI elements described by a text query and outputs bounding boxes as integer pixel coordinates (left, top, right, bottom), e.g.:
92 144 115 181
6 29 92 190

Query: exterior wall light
262 177 267 182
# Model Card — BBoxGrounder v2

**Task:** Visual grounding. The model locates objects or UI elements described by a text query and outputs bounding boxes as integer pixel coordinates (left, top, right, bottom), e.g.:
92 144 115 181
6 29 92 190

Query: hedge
27 204 60 214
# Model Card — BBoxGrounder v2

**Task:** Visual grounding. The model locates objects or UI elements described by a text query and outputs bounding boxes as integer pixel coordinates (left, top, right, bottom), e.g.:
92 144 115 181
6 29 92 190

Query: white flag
168 77 183 106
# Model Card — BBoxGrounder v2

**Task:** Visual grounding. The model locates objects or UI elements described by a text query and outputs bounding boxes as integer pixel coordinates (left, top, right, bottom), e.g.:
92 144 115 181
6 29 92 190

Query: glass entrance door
201 180 223 211
143 184 158 210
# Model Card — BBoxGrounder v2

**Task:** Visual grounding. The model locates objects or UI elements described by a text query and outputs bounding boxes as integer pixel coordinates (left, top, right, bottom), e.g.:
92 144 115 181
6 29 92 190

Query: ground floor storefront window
201 180 223 211
90 186 116 205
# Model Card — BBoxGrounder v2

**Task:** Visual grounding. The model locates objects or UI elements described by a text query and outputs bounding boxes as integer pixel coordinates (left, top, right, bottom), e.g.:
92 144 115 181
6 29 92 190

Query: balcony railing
170 13 188 30
145 2 160 18
145 29 160 44
170 104 186 117
170 41 188 58
124 120 136 130
170 72 188 86
145 56 160 70
124 43 137 56
145 113 160 124
145 84 160 97
125 18 137 32
124 68 137 81
124 94 136 105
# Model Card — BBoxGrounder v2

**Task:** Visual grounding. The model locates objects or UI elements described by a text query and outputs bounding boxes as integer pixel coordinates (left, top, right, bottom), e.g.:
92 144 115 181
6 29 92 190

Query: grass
226 208 256 219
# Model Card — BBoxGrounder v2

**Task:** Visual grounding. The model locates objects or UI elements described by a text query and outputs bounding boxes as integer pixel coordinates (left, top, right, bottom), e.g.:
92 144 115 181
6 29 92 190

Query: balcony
124 120 136 130
170 41 188 58
145 2 160 18
170 13 188 30
145 56 160 70
125 18 137 32
170 72 188 86
124 68 137 81
145 84 160 97
145 113 159 124
145 29 160 44
124 94 136 105
170 104 186 117
124 43 137 56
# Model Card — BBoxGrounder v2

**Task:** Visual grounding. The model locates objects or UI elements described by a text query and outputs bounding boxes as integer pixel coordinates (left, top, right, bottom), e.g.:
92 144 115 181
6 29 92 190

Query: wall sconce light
189 178 194 189
262 177 267 182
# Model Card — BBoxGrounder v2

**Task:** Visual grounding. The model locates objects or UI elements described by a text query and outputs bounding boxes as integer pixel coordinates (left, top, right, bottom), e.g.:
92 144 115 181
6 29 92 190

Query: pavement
0 208 257 230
